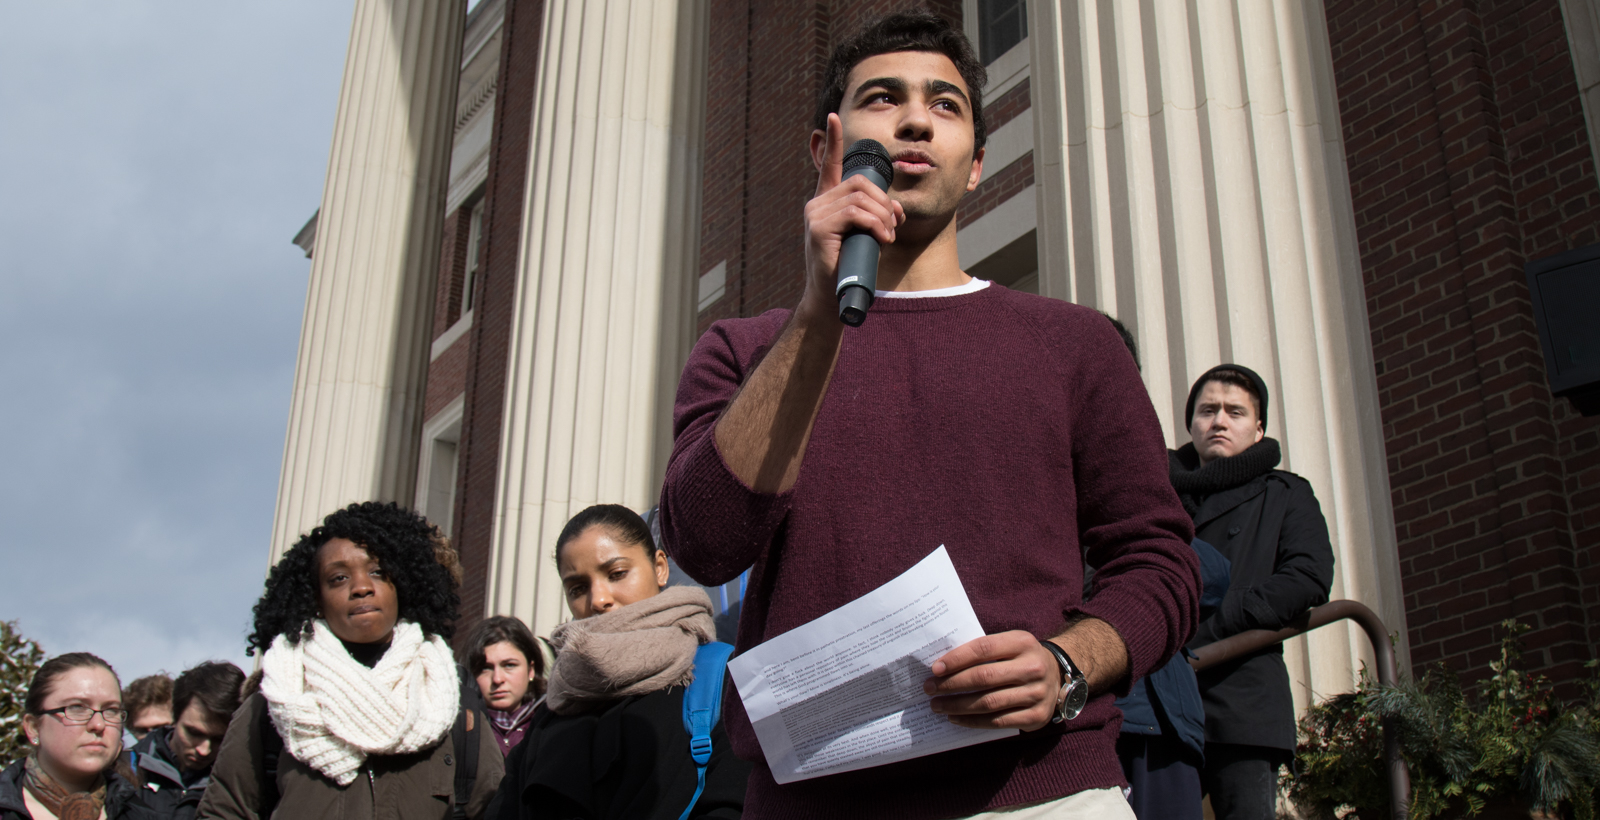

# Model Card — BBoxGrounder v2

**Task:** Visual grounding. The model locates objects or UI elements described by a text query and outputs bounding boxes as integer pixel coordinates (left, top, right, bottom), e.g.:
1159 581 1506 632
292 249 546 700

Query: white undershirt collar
874 278 991 299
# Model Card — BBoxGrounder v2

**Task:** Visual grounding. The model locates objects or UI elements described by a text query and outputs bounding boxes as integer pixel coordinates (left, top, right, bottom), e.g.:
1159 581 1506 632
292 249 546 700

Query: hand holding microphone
834 139 895 326
800 114 902 329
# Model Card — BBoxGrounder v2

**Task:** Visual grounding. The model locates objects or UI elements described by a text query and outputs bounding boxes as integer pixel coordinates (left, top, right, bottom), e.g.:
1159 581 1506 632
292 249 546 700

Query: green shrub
1287 621 1600 820
0 621 45 767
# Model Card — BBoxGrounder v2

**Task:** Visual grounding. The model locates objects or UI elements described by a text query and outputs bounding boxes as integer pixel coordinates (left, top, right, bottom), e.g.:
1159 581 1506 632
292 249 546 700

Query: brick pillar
453 0 546 640
1324 0 1600 689
1028 0 1408 708
270 0 466 563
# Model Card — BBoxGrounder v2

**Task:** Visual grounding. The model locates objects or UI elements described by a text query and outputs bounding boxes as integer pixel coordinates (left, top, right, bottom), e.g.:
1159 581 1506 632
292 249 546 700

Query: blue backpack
679 642 734 820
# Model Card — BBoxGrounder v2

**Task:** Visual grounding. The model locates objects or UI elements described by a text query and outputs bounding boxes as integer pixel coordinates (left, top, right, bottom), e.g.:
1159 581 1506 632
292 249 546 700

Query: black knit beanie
1185 364 1270 433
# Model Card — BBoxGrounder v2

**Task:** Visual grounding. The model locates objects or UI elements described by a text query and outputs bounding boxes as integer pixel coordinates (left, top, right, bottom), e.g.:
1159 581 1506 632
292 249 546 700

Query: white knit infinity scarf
260 619 459 786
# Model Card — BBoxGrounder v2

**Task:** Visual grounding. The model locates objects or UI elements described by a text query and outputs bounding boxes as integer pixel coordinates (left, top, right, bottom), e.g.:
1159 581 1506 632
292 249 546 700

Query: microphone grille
842 139 894 186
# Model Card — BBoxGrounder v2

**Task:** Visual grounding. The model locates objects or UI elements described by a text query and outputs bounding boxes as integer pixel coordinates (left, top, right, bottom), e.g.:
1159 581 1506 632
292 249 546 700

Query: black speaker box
1525 242 1600 416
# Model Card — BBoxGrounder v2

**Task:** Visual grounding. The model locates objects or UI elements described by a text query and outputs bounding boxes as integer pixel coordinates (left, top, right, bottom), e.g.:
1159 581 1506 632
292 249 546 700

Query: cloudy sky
0 2 356 681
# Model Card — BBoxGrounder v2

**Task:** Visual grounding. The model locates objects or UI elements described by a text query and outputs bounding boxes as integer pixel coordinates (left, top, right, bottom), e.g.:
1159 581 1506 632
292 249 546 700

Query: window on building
416 398 464 537
462 199 486 313
978 0 1027 65
424 436 459 537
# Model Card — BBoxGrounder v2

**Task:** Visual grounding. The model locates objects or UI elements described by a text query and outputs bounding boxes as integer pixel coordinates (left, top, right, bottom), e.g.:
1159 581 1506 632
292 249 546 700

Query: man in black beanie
1171 365 1335 820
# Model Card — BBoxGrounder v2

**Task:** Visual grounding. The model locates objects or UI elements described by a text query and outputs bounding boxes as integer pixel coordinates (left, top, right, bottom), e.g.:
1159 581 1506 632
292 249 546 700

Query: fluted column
269 0 466 564
1558 0 1600 182
485 0 706 635
1029 0 1407 709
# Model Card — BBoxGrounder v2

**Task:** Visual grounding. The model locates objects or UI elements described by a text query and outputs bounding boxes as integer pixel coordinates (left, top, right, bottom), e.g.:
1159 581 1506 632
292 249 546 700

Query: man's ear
1253 421 1265 443
966 146 986 192
810 129 827 172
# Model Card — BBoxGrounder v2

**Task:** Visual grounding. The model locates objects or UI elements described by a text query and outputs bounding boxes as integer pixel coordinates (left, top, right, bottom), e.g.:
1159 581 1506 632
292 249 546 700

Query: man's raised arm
659 114 903 583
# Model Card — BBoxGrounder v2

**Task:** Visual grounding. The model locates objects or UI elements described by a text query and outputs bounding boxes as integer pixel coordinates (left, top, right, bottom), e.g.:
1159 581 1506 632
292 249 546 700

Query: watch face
1061 679 1088 720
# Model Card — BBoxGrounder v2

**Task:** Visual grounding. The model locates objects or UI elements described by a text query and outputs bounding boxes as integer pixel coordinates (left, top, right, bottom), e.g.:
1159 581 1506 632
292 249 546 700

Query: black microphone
835 139 895 327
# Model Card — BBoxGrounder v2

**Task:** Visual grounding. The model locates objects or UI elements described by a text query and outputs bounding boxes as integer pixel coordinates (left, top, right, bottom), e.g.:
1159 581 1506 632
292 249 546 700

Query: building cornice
455 73 497 134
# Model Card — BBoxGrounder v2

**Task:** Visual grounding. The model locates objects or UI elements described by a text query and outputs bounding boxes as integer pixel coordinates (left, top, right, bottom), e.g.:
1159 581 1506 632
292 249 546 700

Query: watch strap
1039 639 1086 723
1040 639 1080 684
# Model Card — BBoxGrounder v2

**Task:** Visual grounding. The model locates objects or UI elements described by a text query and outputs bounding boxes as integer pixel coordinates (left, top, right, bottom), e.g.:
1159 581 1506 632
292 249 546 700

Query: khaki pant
956 787 1136 819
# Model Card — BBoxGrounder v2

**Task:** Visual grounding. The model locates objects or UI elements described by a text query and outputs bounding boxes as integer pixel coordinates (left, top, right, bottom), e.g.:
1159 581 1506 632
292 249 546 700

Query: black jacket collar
0 759 27 815
1169 438 1282 524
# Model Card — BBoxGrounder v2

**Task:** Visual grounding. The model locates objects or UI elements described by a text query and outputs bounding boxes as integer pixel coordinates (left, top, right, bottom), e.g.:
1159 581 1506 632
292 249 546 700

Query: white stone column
1558 0 1600 184
269 0 466 564
485 0 706 635
1029 0 1408 709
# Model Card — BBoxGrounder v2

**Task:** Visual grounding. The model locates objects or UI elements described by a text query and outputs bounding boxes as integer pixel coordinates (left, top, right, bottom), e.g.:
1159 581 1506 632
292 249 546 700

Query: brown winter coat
195 693 503 820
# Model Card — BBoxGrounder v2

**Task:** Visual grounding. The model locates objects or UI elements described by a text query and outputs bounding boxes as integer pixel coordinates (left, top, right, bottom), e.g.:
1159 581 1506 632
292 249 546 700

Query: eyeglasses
40 705 130 726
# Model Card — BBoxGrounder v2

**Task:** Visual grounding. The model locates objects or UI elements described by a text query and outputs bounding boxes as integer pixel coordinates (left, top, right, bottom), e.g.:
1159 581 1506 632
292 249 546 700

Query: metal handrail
1189 600 1410 820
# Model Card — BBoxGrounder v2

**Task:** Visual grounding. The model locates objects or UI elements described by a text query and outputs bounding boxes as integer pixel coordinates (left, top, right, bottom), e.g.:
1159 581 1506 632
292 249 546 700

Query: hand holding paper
923 629 1066 731
727 546 1018 784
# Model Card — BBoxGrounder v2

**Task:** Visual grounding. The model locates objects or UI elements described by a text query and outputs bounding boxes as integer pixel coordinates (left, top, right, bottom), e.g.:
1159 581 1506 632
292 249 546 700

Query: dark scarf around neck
23 750 133 820
1169 438 1281 517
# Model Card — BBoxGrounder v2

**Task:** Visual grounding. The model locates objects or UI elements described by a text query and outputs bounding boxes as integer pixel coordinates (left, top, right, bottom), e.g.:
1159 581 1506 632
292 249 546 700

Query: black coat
0 755 159 820
130 727 208 820
486 687 750 820
1177 448 1335 751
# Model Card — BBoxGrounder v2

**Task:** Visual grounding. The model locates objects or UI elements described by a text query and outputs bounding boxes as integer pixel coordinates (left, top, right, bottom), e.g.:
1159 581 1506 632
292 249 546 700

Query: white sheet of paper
728 545 1018 784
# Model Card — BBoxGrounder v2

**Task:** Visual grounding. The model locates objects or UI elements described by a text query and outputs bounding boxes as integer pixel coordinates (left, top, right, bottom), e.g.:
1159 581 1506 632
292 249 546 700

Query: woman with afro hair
197 502 503 820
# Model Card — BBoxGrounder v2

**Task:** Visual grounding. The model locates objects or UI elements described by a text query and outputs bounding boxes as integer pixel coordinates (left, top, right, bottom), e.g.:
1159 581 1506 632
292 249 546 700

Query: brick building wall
1323 0 1600 691
423 206 475 423
425 335 470 421
958 150 1030 226
432 210 470 337
452 0 544 641
955 77 1031 228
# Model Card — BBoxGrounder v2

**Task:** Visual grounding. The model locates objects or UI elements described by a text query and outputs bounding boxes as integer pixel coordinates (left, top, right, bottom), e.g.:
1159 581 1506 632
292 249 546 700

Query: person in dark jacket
464 617 547 757
487 504 750 820
129 662 244 820
195 502 503 820
1113 537 1230 820
1097 314 1232 820
1171 364 1336 820
2 652 156 820
123 675 174 744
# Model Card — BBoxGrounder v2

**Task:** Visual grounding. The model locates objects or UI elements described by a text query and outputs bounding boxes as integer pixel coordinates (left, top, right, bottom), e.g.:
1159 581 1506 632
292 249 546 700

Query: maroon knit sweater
660 284 1198 819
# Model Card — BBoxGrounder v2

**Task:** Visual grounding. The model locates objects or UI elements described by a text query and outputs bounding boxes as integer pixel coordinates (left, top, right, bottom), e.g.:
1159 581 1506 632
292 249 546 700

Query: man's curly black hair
247 501 459 654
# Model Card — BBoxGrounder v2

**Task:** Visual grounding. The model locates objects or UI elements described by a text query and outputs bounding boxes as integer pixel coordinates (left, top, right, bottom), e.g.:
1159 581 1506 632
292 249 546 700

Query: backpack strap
258 703 284 818
450 707 481 820
678 642 734 820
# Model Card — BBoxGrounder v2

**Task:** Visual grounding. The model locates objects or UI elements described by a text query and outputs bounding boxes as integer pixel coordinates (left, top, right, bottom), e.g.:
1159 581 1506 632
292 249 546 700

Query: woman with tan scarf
1 653 154 820
485 504 750 820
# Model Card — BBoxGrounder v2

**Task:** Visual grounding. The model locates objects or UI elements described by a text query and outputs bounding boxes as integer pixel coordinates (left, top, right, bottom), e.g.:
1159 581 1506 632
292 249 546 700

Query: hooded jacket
129 727 208 820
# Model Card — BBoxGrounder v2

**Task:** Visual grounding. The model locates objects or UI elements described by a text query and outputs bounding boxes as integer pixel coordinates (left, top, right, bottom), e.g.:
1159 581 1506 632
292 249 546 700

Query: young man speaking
660 13 1200 818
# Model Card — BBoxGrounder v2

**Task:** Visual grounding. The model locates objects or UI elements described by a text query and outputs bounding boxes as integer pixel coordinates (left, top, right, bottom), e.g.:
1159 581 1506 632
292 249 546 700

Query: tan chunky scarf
546 585 716 715
260 619 459 786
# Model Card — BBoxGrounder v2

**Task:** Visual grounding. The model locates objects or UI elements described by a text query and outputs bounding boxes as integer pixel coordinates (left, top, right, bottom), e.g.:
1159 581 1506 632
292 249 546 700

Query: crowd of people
2 10 1337 820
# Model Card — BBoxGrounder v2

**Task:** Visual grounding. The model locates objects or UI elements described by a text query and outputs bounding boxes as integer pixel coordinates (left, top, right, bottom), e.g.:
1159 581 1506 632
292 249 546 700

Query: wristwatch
1040 639 1089 723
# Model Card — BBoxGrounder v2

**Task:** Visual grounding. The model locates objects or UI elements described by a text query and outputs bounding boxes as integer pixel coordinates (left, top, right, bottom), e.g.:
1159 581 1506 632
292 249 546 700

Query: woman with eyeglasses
1 652 156 820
